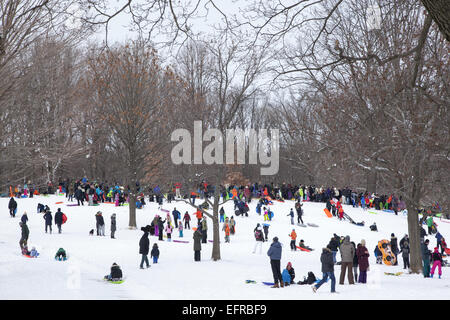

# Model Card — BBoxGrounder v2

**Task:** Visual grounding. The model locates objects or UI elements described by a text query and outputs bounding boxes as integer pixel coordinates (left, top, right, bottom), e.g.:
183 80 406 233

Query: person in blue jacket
267 237 283 288
436 232 444 254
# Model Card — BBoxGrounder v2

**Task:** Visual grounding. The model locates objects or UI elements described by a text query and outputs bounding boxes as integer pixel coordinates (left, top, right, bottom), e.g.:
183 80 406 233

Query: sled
23 254 34 258
245 280 257 284
444 248 450 255
378 239 396 266
383 209 395 213
192 227 197 231
104 279 124 284
368 210 379 214
296 246 312 252
262 282 275 286
62 214 67 224
323 208 332 218
66 204 79 207
384 272 403 276
307 223 319 228
55 202 63 204
173 240 189 243
160 209 170 213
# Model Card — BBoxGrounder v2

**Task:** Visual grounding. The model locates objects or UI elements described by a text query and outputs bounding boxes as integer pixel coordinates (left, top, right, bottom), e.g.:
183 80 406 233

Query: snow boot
271 282 279 288
439 275 441 279
431 274 434 278
280 281 284 288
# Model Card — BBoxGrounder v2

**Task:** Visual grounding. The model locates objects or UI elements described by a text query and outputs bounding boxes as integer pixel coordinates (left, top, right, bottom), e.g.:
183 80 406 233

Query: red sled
324 208 332 218
55 201 63 204
445 248 450 255
296 246 311 252
62 214 67 224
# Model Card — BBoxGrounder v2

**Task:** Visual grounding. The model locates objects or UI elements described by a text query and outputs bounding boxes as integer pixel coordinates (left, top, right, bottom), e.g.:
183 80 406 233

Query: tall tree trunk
366 170 377 194
128 169 137 229
211 185 221 261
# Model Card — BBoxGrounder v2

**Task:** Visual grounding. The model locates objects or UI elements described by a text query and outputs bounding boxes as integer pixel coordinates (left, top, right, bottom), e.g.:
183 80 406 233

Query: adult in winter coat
201 218 208 243
95 212 105 236
8 197 17 217
172 208 180 229
19 221 29 251
267 237 283 288
110 213 117 239
390 233 399 265
43 210 53 234
139 226 150 269
339 236 355 285
399 241 410 270
157 217 165 241
263 224 270 241
421 239 431 278
295 202 304 225
253 224 264 254
54 208 64 234
399 234 409 250
328 235 340 263
183 212 191 229
312 245 336 293
435 232 444 254
356 240 370 283
193 228 202 261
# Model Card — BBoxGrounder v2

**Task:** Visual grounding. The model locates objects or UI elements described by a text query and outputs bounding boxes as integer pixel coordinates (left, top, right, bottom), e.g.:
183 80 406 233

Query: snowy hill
1 195 449 300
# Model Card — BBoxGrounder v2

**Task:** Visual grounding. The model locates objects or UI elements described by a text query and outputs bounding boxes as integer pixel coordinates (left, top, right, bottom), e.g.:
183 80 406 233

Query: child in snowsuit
289 229 297 251
374 245 383 264
151 243 160 264
55 248 67 261
165 223 173 242
430 247 443 278
30 247 39 258
263 208 269 221
178 221 183 238
224 222 230 243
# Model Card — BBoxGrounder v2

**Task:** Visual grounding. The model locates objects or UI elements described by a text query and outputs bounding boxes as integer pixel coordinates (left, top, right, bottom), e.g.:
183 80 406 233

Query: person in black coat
95 212 105 236
312 245 336 293
157 217 165 241
105 263 123 281
328 235 340 264
172 208 180 230
139 226 151 269
43 210 53 234
9 197 17 217
390 233 399 265
75 187 84 206
54 208 64 234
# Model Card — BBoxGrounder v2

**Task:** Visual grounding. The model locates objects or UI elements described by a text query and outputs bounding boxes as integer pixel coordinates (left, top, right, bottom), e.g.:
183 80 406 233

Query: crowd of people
6 176 448 288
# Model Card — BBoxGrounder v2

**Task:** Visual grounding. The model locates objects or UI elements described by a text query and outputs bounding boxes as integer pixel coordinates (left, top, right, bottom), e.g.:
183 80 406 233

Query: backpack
254 230 262 240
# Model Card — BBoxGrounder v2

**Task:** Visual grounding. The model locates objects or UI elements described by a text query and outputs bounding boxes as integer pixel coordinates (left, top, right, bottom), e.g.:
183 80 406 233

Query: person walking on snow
139 225 150 269
312 245 337 293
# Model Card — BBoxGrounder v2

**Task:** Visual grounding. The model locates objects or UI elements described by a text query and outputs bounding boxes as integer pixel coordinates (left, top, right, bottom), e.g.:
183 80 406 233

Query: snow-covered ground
1 195 449 300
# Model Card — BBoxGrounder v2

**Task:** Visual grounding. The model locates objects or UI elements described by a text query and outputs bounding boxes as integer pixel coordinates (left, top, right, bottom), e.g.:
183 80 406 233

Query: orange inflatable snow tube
378 239 396 266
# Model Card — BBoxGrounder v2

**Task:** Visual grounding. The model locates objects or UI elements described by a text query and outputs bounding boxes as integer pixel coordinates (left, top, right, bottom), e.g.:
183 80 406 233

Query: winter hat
361 239 366 246
287 262 292 268
345 235 350 241
273 237 279 242
434 247 439 252
391 233 395 237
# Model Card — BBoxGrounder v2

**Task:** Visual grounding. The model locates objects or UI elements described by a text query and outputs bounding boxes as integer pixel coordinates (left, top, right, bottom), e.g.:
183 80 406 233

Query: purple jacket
356 245 370 271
